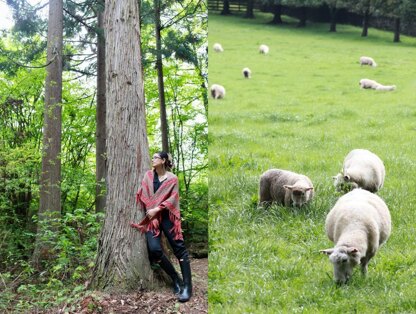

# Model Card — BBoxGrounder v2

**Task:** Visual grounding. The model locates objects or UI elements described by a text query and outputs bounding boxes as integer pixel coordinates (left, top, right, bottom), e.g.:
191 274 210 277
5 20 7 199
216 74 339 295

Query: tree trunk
393 17 400 42
96 0 107 213
32 0 63 270
297 7 307 27
221 0 231 15
244 0 254 18
90 0 157 292
155 0 169 153
329 7 337 32
270 4 282 24
361 10 369 37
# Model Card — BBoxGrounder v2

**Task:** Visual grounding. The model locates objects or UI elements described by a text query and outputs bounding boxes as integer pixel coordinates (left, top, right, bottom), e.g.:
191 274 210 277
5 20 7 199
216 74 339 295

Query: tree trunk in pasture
96 0 107 213
244 0 255 18
297 7 307 27
329 7 337 32
155 0 169 153
393 18 400 42
221 0 231 15
270 4 283 24
32 0 63 270
361 9 369 37
90 0 160 292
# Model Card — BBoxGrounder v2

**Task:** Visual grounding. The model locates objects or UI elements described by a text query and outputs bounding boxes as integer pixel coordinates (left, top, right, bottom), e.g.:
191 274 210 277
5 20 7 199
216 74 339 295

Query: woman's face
152 154 165 169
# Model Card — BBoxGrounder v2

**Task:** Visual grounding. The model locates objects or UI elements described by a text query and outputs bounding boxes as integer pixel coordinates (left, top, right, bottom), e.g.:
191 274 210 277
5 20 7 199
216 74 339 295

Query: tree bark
90 0 157 292
393 17 400 42
329 7 337 32
155 0 169 153
270 4 283 24
32 0 63 270
96 0 107 213
244 0 255 18
361 9 369 37
221 0 231 15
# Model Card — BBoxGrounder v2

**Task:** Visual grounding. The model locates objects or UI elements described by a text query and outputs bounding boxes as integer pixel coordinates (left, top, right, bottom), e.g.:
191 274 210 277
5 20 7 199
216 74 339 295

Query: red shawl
131 170 183 241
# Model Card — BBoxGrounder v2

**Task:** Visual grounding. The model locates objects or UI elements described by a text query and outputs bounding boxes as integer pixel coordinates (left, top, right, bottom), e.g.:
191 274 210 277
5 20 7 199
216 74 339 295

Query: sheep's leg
284 191 291 207
360 257 370 276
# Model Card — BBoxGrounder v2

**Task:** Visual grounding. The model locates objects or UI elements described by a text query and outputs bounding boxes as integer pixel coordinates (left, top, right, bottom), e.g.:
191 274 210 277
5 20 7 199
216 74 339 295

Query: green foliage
209 12 416 313
0 209 103 312
141 0 208 248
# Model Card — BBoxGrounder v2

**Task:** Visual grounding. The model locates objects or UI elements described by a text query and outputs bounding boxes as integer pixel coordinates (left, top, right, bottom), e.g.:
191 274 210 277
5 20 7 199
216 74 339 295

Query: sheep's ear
347 247 359 255
306 187 314 191
283 185 292 190
344 175 350 181
320 249 334 256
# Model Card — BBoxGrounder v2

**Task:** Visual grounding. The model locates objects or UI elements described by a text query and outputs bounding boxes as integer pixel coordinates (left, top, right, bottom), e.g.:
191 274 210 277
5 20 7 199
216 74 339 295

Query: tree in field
245 0 256 18
32 0 63 270
221 0 231 15
261 0 284 24
346 0 386 37
90 0 157 291
324 0 348 32
283 0 321 27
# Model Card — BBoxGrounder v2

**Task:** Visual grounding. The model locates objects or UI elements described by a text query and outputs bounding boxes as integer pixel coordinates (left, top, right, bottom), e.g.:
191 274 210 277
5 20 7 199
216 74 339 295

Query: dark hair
157 151 173 170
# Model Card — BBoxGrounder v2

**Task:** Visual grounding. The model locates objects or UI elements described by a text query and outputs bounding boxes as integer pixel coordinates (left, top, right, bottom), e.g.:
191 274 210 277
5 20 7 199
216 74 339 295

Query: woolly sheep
242 67 251 79
332 149 385 193
359 79 396 91
213 43 224 52
320 189 391 284
259 44 269 54
259 169 314 207
210 84 226 99
360 56 377 67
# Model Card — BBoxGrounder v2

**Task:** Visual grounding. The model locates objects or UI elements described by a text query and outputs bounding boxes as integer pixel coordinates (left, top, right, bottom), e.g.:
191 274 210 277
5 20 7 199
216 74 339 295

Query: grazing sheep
210 84 226 99
320 189 391 284
359 79 396 91
259 169 314 207
360 56 377 67
213 43 224 52
332 149 385 193
259 44 269 54
375 84 396 91
242 67 251 79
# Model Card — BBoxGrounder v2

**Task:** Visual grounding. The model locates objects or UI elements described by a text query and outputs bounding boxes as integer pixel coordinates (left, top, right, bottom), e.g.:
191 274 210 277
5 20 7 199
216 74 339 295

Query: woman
131 151 192 302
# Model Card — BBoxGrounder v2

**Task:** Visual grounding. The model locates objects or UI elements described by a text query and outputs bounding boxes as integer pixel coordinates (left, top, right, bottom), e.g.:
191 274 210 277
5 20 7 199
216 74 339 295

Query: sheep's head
283 185 313 207
332 173 358 193
320 246 361 284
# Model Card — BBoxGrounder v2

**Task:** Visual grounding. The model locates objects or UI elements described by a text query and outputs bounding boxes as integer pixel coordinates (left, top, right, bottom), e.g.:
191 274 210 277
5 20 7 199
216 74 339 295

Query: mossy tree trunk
90 0 159 292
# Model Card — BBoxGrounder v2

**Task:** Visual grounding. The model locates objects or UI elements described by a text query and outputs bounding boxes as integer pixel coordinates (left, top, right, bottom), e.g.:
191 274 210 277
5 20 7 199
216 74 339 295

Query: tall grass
208 12 416 313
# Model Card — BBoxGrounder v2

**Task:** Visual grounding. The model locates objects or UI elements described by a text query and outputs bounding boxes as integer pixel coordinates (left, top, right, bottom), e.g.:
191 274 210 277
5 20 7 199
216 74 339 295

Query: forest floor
50 258 207 314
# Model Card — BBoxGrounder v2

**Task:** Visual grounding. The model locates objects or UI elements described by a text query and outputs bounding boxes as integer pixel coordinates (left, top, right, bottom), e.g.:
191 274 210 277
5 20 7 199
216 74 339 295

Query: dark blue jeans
146 210 189 262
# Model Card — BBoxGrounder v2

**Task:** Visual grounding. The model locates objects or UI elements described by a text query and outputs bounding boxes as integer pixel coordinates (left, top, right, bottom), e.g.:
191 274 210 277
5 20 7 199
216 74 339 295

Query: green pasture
208 12 416 313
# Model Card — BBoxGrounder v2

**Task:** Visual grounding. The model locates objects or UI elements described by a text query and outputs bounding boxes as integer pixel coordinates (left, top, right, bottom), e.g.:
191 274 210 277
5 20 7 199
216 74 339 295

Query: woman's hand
146 207 161 219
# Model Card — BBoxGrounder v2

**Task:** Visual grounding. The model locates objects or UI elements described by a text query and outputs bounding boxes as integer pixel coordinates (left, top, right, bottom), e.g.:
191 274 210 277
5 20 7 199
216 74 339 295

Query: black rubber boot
158 255 182 294
178 258 192 302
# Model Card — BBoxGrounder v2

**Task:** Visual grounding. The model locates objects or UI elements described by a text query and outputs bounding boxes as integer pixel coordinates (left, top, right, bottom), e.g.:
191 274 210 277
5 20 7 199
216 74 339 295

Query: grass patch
208 11 416 313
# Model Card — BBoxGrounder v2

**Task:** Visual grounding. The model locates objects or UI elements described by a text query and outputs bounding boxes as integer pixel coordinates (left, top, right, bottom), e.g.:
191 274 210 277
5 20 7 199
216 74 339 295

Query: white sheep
213 43 224 52
259 44 269 54
360 56 377 67
332 149 385 193
359 79 396 91
320 189 391 284
259 169 314 207
242 67 251 79
210 84 226 99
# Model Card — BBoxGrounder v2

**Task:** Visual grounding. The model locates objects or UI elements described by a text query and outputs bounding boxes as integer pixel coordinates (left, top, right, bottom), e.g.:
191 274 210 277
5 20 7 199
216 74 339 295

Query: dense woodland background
209 0 416 39
0 0 207 311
